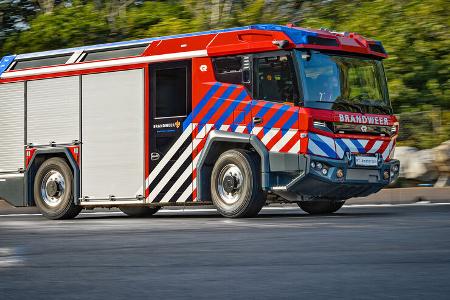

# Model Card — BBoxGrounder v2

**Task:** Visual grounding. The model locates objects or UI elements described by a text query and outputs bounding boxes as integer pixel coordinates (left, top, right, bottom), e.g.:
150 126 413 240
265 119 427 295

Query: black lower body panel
0 173 25 207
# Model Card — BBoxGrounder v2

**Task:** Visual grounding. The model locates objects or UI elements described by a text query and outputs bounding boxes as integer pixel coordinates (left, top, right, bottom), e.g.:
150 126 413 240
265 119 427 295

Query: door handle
252 117 263 125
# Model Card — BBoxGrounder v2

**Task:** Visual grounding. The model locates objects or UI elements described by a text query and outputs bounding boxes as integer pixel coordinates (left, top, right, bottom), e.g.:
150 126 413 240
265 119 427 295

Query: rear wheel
211 149 266 218
298 200 345 215
120 206 160 217
34 157 81 220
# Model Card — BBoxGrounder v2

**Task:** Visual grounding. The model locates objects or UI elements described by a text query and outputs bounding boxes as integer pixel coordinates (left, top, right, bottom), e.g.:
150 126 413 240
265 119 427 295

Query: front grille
331 122 394 136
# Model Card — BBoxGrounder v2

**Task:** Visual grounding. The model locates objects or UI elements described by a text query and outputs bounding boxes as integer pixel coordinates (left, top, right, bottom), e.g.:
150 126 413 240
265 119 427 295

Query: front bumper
267 153 400 201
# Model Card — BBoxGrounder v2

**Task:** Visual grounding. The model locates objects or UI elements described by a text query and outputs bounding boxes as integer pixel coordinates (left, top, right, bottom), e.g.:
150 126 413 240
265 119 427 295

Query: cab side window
212 56 243 84
255 55 298 103
155 67 188 118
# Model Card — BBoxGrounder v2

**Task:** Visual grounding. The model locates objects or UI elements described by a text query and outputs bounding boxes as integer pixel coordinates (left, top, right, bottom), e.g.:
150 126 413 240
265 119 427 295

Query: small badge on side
151 152 160 161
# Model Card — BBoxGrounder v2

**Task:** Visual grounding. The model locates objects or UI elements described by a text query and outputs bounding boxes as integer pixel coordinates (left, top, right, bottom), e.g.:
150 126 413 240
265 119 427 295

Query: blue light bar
249 24 318 44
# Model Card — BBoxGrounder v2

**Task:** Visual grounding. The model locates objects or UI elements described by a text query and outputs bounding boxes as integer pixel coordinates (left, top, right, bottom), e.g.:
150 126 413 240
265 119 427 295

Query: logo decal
360 125 367 132
200 65 208 72
153 120 181 130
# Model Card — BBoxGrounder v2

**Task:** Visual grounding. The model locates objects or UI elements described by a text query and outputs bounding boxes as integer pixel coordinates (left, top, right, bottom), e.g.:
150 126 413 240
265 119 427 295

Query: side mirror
301 50 311 61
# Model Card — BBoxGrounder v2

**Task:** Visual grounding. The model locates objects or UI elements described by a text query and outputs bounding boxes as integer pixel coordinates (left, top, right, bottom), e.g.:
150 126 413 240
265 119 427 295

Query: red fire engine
0 24 399 219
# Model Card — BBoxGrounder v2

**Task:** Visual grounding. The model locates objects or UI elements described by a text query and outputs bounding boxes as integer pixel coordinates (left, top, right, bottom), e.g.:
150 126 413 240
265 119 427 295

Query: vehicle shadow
76 209 398 220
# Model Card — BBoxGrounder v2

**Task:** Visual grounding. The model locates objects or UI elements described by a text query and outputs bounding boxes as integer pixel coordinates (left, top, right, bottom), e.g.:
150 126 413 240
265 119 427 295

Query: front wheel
298 200 345 215
34 157 81 220
211 149 266 218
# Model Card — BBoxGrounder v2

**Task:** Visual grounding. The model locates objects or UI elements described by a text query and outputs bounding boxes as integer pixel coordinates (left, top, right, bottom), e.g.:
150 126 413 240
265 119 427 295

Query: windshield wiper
370 104 392 115
318 100 365 114
359 99 392 115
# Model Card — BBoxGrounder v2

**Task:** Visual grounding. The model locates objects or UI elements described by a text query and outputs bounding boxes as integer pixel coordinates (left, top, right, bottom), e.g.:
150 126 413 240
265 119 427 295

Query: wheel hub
217 164 243 204
46 180 60 197
223 175 237 193
40 170 66 207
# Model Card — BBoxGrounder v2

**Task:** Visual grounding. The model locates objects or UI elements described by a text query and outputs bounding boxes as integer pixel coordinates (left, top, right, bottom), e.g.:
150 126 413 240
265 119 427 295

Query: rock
434 141 450 173
433 140 450 187
394 146 439 181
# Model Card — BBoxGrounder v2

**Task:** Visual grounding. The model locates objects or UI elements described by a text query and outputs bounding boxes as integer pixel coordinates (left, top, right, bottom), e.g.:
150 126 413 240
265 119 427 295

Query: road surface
1 203 450 299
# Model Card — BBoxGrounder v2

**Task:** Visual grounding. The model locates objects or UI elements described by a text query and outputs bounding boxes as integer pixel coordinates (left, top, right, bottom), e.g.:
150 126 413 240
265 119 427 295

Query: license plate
355 156 378 166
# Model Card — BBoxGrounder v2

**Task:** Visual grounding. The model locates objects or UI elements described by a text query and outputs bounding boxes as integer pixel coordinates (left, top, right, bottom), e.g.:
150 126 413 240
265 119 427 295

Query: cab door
251 51 301 154
148 60 193 203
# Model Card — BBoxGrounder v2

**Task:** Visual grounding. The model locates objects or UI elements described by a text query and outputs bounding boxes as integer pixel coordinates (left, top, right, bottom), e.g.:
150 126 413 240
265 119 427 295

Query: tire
119 206 161 217
298 200 345 215
211 149 266 218
34 157 81 220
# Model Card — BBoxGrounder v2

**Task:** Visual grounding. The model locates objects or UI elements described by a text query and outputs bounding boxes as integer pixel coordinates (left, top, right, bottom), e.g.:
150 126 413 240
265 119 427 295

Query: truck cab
249 48 399 202
198 26 399 215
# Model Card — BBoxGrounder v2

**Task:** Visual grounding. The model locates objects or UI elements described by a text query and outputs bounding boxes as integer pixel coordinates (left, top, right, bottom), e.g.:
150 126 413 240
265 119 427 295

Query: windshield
296 50 390 113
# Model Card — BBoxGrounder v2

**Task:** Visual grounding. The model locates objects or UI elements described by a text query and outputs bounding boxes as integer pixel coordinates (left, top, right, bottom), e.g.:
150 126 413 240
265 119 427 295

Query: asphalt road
1 204 450 299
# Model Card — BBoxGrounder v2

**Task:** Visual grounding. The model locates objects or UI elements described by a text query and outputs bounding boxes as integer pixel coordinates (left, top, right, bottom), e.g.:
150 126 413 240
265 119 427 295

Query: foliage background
1 0 449 148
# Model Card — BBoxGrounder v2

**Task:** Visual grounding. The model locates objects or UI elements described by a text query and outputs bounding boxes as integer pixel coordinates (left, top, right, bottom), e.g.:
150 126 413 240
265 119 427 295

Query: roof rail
4 24 320 61
0 24 386 77
11 26 254 61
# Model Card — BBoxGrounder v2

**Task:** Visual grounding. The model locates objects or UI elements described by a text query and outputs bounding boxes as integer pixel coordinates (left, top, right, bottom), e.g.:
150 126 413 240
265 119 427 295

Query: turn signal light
336 169 344 178
383 171 390 180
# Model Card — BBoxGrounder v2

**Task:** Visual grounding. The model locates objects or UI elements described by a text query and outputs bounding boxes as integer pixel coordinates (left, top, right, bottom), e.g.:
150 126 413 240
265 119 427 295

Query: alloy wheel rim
40 170 66 207
217 163 243 205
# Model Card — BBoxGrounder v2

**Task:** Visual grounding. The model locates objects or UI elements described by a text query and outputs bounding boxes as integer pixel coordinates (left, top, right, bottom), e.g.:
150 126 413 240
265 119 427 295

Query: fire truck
0 24 399 219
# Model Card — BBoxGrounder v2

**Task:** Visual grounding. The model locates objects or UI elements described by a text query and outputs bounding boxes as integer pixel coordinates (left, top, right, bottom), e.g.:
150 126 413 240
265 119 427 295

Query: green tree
120 1 197 38
0 0 40 51
2 1 111 53
0 0 448 147
293 0 450 110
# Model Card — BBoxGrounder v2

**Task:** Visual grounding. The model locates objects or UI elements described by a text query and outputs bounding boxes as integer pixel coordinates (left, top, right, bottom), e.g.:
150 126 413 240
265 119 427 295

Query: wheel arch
26 148 80 206
196 130 270 202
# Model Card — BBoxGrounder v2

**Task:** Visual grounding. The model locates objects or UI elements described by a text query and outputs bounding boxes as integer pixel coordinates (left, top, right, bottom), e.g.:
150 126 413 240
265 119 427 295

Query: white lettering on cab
338 113 390 125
